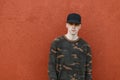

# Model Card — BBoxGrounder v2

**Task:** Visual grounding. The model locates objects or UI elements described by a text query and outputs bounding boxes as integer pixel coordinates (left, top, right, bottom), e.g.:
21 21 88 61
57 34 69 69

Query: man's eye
75 24 80 26
69 23 74 25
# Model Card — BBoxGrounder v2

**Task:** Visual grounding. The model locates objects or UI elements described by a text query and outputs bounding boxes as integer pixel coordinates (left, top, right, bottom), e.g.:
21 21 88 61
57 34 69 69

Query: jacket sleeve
85 45 92 80
48 41 58 80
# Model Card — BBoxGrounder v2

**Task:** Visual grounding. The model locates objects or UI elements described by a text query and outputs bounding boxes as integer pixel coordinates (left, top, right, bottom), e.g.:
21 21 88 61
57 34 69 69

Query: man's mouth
72 30 76 32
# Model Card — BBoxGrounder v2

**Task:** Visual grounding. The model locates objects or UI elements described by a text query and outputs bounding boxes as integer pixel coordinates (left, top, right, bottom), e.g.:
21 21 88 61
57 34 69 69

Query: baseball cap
66 13 81 24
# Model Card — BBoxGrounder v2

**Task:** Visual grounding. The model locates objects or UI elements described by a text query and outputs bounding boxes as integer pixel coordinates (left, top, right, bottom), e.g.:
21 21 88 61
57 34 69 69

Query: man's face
66 22 81 35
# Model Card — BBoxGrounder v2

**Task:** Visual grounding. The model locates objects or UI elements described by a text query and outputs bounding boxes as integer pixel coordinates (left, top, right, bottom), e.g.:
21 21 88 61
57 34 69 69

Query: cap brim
67 20 80 24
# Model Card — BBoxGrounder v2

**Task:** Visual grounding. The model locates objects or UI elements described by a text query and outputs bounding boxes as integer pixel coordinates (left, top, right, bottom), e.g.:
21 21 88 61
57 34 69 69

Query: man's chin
71 33 76 35
69 31 77 35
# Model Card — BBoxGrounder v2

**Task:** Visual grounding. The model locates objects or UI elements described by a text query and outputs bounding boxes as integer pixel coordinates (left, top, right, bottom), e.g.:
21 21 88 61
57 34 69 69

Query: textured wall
0 0 120 80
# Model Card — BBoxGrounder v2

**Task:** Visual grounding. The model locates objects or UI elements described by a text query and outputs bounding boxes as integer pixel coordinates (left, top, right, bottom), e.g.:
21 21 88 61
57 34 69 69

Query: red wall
0 0 120 80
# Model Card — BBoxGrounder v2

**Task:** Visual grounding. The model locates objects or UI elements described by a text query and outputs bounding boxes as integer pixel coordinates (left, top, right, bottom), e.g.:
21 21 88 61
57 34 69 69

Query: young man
48 13 92 80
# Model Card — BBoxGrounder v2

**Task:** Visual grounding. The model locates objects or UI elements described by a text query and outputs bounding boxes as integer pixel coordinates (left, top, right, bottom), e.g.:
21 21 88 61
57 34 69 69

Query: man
48 13 92 80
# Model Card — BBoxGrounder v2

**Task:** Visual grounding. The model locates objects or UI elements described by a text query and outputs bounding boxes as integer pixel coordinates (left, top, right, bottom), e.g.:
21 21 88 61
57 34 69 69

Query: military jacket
48 35 92 80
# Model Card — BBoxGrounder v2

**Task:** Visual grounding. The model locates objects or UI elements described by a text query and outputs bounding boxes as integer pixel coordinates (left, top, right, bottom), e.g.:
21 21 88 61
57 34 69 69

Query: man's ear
79 24 82 29
66 23 68 28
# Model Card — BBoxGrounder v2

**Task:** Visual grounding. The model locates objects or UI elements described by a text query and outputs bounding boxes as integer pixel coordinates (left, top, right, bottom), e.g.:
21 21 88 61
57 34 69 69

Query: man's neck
65 33 79 41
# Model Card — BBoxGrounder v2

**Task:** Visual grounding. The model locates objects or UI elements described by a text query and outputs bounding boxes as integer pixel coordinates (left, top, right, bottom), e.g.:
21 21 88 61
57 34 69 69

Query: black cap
66 13 81 24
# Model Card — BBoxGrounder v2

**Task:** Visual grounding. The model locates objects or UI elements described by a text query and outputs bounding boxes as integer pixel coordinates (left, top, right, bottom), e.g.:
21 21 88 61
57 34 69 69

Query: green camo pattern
48 35 92 80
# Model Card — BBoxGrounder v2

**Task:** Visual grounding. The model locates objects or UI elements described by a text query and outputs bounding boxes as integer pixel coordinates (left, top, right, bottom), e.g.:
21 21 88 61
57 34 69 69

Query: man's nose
72 24 76 28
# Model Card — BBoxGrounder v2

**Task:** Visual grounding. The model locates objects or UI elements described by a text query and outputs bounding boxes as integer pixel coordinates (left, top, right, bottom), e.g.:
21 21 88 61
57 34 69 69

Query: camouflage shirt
48 35 92 80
